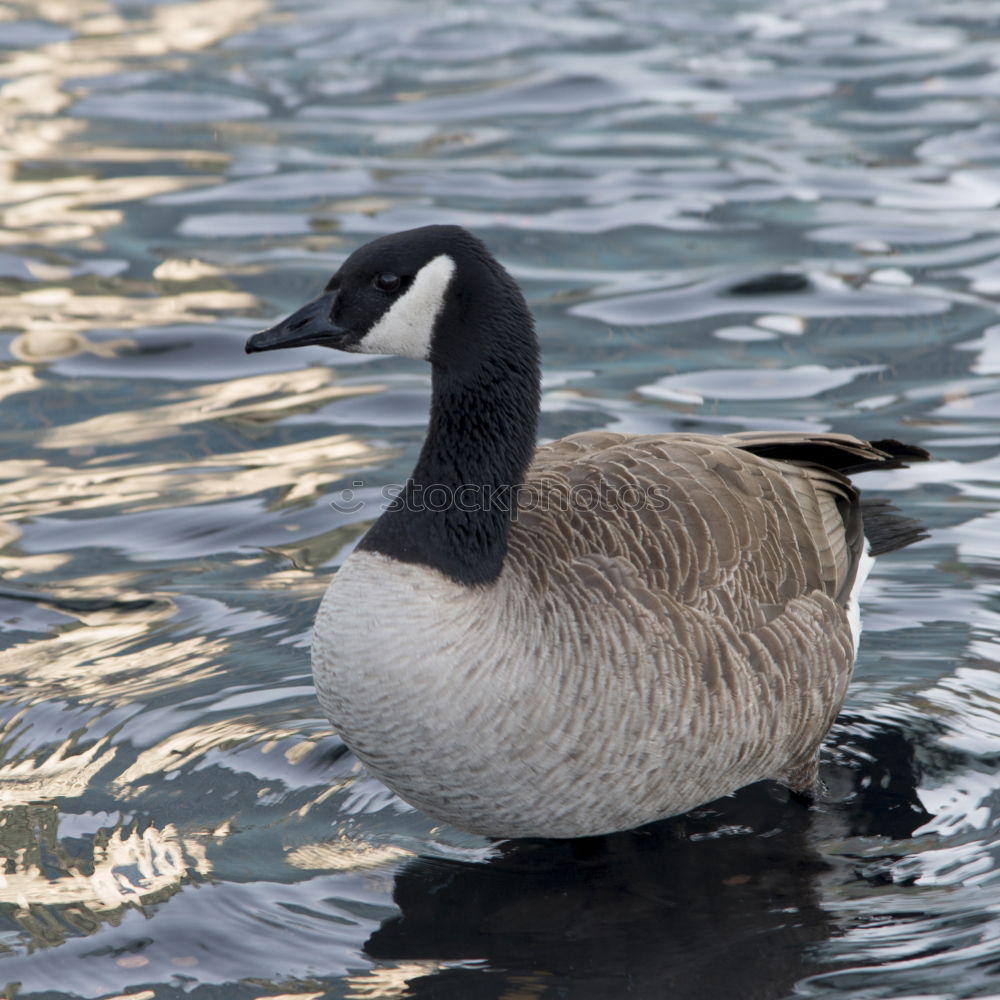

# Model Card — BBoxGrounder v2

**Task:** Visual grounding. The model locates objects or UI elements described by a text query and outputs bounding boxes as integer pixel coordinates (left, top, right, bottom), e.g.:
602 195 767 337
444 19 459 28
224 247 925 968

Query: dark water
2 0 1000 997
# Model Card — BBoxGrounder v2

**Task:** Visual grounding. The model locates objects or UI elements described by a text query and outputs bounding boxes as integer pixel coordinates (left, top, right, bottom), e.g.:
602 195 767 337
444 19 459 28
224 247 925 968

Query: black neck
357 302 540 585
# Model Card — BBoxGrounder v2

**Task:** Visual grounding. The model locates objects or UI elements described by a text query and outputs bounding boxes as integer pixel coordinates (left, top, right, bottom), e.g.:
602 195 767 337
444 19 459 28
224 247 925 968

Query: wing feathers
521 429 927 618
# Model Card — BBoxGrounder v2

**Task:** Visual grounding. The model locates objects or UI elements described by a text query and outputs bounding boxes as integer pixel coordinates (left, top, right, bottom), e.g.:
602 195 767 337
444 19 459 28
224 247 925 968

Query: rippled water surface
3 0 1000 997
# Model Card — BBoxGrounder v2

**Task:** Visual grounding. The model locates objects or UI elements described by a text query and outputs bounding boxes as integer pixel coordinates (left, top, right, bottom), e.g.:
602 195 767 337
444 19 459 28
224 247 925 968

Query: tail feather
732 431 930 477
731 431 931 557
860 497 928 556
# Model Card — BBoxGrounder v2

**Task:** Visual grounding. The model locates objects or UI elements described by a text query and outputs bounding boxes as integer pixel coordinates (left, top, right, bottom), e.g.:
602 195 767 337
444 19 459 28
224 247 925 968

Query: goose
245 225 928 840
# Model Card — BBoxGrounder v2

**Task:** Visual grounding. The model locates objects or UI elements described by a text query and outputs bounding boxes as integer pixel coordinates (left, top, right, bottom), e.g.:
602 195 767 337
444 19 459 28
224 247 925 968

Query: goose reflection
360 717 930 1000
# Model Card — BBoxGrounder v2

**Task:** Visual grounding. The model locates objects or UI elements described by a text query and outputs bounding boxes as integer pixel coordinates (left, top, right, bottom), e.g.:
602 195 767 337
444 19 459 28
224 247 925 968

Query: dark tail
860 496 928 556
732 432 931 557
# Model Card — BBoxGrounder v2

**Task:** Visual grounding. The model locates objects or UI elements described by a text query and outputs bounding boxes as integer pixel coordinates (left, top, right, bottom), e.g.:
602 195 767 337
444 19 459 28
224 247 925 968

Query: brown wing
513 430 873 629
501 430 925 795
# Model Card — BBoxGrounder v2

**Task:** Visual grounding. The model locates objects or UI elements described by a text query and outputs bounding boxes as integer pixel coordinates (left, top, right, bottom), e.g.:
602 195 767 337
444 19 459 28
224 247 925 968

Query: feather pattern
313 429 909 839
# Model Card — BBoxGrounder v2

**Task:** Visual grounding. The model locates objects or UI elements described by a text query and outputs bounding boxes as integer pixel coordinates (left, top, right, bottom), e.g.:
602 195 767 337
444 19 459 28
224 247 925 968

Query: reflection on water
0 806 212 928
377 842 827 996
367 797 833 1000
2 0 1000 996
361 718 929 1000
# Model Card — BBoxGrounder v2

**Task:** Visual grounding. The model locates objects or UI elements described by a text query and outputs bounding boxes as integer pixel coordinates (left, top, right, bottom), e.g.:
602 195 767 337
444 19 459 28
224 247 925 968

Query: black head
245 225 532 369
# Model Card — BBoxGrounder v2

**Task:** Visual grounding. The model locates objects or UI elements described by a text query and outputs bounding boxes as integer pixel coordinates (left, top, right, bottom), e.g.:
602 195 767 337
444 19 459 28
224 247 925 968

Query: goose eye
374 272 401 293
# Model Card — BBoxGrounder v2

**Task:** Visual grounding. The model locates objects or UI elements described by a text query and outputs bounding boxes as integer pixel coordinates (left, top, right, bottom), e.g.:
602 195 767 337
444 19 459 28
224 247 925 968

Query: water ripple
2 0 1000 996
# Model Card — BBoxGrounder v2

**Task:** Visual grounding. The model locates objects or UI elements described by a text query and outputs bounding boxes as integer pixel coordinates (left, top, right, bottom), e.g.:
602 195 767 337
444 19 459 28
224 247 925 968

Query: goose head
245 225 540 585
244 224 534 370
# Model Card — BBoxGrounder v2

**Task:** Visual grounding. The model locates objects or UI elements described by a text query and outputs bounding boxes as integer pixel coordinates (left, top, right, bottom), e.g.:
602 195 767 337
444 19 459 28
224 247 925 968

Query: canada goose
245 225 928 840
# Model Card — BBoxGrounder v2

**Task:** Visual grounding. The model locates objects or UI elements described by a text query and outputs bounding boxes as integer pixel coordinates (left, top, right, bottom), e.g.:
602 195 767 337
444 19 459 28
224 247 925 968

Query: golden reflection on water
0 0 405 977
0 545 69 579
286 836 413 873
0 0 275 388
345 964 452 1000
252 994 324 1000
34 370 384 448
1 629 222 709
0 366 42 401
1 173 211 244
0 0 266 106
4 286 254 361
3 431 386 516
113 720 323 793
0 804 212 949
9 329 135 363
152 258 228 282
0 723 116 804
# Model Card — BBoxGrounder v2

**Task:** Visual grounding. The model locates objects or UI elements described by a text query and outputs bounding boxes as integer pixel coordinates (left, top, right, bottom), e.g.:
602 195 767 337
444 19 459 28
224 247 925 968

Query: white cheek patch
358 254 456 360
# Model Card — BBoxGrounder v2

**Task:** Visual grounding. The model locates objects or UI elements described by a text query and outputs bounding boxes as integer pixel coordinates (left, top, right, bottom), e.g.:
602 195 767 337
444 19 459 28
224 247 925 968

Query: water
1 0 1000 996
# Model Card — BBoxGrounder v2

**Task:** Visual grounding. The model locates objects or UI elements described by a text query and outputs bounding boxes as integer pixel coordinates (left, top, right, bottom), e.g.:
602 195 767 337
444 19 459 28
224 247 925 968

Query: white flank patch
847 539 875 654
358 254 456 360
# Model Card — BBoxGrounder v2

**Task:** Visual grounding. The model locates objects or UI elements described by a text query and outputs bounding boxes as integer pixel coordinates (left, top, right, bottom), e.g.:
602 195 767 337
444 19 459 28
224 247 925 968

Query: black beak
245 292 349 354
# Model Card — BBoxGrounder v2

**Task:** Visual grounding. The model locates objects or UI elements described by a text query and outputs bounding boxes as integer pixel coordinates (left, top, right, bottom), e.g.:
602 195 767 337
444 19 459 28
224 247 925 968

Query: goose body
246 225 927 839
